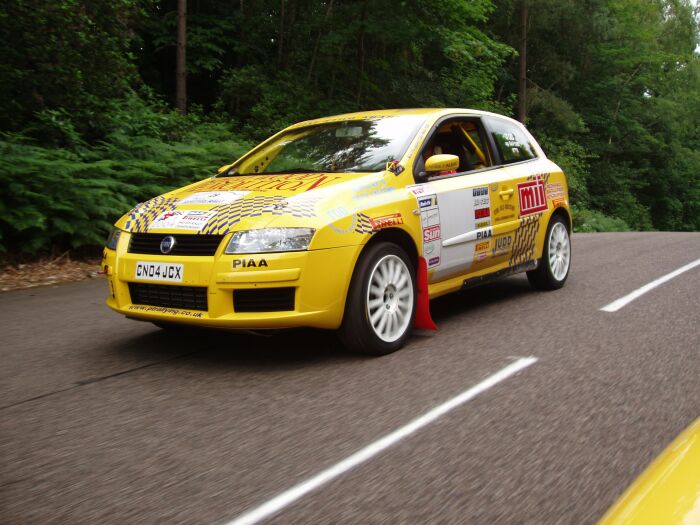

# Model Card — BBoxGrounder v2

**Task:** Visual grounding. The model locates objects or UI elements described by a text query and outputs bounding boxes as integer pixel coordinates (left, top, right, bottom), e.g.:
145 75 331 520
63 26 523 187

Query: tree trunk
277 0 285 68
307 0 334 82
176 0 187 115
356 0 368 105
517 0 527 123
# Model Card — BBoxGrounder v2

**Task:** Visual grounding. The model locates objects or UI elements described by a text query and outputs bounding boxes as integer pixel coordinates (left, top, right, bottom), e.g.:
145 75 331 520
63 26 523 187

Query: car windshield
225 115 427 175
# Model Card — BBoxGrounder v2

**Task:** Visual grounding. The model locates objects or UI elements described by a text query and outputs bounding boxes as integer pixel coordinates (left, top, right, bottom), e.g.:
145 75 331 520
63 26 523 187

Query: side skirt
461 260 538 290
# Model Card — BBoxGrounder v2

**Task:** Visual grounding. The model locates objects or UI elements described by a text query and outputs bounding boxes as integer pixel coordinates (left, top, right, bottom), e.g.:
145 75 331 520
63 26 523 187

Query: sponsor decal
386 160 405 175
325 206 357 234
149 210 217 231
476 228 493 240
423 225 441 243
546 182 565 200
418 195 437 208
369 213 404 230
127 304 204 318
177 191 249 205
232 258 268 268
476 252 488 262
472 186 488 197
490 183 499 192
196 173 342 193
553 198 566 209
352 179 393 200
492 235 513 256
421 208 440 228
408 185 429 196
403 120 434 161
473 196 490 207
475 241 490 252
474 207 491 219
475 220 491 229
494 203 515 215
412 184 441 268
518 177 548 216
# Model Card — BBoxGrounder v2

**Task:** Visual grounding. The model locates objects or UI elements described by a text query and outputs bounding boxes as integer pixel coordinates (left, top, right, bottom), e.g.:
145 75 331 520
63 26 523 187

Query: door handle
499 188 514 199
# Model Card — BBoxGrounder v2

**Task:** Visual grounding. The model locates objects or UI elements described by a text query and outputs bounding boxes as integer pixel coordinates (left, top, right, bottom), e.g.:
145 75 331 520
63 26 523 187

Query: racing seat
432 130 473 173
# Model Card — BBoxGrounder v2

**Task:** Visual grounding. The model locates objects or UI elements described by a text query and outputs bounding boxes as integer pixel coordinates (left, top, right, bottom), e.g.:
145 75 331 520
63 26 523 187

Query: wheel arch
362 228 419 270
551 207 572 233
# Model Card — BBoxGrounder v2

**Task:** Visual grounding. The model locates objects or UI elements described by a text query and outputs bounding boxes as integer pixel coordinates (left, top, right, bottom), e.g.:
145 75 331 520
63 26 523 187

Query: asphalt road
1 232 699 524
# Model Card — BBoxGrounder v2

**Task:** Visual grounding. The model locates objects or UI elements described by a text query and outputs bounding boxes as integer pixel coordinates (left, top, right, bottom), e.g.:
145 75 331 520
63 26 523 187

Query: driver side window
418 118 492 178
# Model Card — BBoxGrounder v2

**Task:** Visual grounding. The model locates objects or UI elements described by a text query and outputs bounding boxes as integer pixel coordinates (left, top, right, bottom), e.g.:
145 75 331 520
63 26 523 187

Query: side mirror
217 163 235 174
424 154 459 174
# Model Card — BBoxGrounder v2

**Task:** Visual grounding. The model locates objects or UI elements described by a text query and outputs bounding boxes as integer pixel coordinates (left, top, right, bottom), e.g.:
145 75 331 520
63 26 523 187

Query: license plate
135 262 183 282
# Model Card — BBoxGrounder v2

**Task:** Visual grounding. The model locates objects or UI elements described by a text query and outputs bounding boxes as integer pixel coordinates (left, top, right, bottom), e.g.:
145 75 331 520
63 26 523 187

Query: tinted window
488 119 537 164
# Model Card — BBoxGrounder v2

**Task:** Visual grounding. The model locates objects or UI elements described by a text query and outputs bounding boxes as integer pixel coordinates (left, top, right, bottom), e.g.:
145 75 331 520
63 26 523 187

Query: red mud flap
413 257 437 330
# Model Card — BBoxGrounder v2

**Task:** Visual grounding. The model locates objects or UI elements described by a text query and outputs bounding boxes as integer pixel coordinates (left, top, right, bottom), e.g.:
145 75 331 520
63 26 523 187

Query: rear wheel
339 242 416 355
527 216 571 290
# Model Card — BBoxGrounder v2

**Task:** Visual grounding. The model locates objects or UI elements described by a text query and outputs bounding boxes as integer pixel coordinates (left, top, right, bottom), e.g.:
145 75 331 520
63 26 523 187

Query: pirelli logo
369 213 403 230
518 177 548 216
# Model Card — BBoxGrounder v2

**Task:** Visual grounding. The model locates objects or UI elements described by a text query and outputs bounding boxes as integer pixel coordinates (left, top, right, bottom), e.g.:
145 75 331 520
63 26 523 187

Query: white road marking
600 257 700 312
224 357 538 525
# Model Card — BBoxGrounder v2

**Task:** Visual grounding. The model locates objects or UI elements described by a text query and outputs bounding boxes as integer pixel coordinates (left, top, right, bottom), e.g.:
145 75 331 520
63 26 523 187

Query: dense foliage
0 0 698 256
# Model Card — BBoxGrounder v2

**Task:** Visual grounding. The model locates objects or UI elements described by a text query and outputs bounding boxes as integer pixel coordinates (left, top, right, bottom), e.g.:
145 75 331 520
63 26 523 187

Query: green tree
0 0 143 138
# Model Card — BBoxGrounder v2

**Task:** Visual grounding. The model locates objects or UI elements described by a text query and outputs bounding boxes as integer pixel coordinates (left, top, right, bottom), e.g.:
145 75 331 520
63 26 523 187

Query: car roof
288 108 514 129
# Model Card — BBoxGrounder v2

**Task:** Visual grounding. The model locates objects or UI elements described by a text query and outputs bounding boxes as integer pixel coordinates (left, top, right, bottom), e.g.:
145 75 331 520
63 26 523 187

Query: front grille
129 283 208 311
128 234 224 256
234 287 295 312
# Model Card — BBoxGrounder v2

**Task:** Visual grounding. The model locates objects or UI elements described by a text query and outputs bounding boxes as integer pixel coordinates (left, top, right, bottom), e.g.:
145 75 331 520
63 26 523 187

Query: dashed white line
600 257 700 312
224 357 538 525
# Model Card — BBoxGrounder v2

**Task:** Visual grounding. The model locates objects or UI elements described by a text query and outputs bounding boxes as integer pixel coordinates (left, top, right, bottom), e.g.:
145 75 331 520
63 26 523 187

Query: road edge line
600 257 700 312
224 356 538 525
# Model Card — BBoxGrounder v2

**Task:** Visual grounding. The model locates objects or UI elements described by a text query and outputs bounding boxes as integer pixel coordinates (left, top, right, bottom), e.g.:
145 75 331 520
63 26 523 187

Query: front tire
527 215 571 290
339 242 416 355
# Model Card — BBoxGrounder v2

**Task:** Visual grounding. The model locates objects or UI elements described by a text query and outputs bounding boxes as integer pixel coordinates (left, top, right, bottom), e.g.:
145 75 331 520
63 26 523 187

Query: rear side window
488 118 537 164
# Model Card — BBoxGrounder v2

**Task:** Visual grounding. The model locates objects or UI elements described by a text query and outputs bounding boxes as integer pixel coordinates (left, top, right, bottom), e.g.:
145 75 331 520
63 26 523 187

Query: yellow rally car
103 109 572 354
598 417 700 525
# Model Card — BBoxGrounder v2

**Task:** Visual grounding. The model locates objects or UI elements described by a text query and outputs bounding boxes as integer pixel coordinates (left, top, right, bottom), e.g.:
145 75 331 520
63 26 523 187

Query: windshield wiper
217 168 239 177
264 168 327 174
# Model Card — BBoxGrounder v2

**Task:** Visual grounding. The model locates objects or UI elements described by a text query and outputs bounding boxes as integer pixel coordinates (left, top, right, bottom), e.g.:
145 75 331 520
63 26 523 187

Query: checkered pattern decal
354 213 375 234
529 172 551 184
125 194 322 235
509 214 540 267
198 195 322 235
124 197 180 232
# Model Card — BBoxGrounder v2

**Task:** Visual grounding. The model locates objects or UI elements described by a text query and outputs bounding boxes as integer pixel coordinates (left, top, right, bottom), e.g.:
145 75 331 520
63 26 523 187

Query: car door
482 115 551 273
410 115 522 284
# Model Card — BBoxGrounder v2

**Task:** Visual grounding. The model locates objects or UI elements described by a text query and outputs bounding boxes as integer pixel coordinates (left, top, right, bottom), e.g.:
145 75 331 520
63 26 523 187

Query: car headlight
106 228 122 250
225 228 315 254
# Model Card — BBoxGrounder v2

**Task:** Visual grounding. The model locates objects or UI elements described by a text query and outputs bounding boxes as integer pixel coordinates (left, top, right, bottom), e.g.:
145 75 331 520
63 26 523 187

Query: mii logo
518 176 548 216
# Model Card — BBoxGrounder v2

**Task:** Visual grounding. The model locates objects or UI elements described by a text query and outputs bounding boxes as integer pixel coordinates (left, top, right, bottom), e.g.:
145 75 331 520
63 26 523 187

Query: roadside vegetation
1 0 698 258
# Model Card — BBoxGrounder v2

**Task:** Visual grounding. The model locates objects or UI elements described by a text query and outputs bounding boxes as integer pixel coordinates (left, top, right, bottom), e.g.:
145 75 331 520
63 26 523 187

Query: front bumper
102 232 362 330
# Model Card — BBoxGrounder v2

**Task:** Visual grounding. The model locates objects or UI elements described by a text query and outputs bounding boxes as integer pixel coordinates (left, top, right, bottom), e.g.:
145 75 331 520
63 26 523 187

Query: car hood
116 172 375 235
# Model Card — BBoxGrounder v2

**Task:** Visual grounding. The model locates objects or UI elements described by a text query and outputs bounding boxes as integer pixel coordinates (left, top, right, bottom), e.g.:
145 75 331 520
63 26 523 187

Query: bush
571 205 632 233
0 98 250 256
